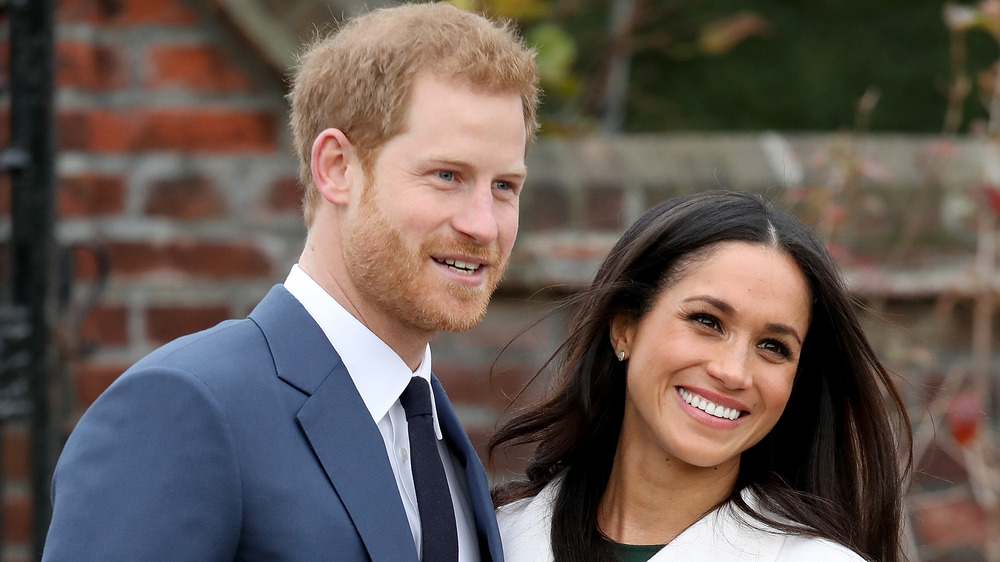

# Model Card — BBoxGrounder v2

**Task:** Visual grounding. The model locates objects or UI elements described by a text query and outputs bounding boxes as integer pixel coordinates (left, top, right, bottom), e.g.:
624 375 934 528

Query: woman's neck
596 441 740 546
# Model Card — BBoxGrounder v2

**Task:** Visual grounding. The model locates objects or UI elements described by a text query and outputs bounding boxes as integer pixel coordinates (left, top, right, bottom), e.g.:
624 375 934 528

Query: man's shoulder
82 314 285 432
134 315 267 374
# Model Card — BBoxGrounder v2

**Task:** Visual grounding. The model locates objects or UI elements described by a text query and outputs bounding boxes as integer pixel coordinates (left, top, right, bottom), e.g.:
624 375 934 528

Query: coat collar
496 478 791 562
249 286 505 561
250 286 419 561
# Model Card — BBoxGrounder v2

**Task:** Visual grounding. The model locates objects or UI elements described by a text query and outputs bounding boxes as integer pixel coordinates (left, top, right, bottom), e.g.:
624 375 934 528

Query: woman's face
611 241 811 471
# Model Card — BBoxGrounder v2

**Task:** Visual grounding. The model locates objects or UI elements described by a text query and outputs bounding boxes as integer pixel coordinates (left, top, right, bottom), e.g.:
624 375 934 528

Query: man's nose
450 182 499 244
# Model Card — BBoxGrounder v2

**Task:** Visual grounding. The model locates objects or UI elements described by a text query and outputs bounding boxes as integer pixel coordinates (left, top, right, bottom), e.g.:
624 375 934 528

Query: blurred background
2 0 1000 560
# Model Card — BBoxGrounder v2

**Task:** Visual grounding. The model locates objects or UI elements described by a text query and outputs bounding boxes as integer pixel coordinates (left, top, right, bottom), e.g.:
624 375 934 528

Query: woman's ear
610 314 637 361
310 128 356 206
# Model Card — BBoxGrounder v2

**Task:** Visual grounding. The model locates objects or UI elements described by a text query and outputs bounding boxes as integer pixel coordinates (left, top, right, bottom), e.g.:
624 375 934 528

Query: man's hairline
355 69 533 174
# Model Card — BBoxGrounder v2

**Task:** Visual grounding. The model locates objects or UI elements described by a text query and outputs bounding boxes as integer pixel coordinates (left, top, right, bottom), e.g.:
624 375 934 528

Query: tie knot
400 377 433 419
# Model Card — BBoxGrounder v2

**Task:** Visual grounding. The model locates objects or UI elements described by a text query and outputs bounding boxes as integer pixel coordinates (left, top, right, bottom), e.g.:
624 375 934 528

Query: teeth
678 388 741 420
440 258 480 275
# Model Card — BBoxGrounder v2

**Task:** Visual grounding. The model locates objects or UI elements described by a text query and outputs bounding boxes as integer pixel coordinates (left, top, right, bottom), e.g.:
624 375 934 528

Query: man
43 3 539 560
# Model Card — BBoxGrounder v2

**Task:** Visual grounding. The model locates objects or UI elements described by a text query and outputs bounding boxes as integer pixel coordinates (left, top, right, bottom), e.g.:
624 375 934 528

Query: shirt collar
284 265 441 437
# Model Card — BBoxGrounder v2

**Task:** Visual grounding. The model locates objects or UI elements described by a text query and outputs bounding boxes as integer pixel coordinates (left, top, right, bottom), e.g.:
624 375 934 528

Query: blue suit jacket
43 286 504 561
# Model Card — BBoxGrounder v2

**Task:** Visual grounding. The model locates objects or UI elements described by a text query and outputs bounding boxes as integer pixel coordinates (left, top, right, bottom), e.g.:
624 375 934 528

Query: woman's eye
689 313 720 331
758 339 791 359
436 170 455 181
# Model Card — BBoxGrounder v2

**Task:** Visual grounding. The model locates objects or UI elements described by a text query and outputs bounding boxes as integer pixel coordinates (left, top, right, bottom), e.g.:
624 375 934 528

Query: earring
617 350 626 361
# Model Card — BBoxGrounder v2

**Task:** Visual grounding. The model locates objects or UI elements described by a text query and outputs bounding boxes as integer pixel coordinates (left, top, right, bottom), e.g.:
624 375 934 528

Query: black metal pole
9 0 57 557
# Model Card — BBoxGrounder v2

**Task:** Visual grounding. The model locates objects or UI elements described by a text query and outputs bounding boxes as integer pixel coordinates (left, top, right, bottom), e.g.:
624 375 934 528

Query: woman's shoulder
495 476 561 534
738 491 867 561
727 491 867 562
495 478 562 562
775 535 866 561
652 494 867 561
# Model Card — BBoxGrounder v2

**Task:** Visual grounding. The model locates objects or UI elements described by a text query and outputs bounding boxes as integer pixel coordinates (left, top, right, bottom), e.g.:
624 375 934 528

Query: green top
603 538 666 562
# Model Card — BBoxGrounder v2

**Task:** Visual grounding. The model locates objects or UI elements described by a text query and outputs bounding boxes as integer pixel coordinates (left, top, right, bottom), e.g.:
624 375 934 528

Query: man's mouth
434 258 482 275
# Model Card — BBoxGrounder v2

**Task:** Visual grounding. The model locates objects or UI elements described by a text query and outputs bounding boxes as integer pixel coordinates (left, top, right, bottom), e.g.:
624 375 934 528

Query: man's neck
297 257 432 370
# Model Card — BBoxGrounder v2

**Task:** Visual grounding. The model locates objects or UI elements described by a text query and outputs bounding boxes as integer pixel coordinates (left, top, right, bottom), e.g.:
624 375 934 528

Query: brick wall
1 1 996 561
2 0 300 559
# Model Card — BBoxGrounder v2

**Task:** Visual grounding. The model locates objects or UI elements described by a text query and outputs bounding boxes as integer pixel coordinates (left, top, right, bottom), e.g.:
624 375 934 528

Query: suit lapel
432 376 505 562
250 286 418 562
297 370 418 561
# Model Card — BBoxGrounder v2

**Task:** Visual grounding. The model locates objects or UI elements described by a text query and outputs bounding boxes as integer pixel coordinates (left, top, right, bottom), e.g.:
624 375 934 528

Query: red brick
266 177 302 213
0 43 8 85
522 184 570 231
57 41 128 90
168 240 273 278
67 241 113 283
4 162 118 219
0 243 9 286
913 497 986 549
79 304 128 347
2 425 30 481
146 44 253 93
434 364 536 409
59 109 278 153
74 361 128 408
914 442 969 492
59 173 126 216
105 240 272 279
2 492 30 544
585 186 624 230
58 0 197 26
145 176 225 219
6 173 113 217
146 304 230 344
0 175 9 216
465 426 493 471
57 111 89 151
478 425 535 479
0 110 9 148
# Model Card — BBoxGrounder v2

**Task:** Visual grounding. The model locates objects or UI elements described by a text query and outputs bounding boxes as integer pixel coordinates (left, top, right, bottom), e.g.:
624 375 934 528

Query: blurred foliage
451 0 1000 135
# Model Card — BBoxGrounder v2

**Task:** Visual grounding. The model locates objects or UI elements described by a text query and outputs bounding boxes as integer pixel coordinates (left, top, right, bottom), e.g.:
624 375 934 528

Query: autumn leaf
529 23 577 90
698 12 769 56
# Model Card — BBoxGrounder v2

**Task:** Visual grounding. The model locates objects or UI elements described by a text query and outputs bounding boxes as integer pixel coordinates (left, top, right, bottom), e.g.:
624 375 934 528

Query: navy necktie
400 377 459 561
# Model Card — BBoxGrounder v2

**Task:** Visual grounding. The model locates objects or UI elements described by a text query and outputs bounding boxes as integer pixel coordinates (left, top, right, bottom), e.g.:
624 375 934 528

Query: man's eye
436 170 455 181
494 180 511 191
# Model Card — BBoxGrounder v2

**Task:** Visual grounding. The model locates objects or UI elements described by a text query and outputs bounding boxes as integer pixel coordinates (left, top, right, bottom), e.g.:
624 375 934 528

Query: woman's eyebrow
682 295 734 315
683 295 803 344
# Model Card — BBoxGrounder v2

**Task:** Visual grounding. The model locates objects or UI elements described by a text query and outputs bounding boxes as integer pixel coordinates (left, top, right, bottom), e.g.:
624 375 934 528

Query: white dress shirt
284 265 480 561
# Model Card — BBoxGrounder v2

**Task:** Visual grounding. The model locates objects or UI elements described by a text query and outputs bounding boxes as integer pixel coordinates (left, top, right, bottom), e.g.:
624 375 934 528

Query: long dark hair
490 190 912 562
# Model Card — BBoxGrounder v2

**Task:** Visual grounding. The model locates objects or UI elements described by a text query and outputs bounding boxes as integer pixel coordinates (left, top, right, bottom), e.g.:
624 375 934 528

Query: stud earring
617 350 626 361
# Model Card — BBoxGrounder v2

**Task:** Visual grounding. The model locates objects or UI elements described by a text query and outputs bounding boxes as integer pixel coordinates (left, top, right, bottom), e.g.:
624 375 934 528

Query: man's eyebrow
425 155 526 174
499 165 528 179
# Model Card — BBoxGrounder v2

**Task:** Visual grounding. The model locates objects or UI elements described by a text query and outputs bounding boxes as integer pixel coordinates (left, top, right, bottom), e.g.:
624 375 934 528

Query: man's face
342 72 527 335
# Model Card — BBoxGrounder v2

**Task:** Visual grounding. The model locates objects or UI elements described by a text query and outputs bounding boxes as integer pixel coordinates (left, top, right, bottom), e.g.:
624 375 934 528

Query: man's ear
311 128 356 206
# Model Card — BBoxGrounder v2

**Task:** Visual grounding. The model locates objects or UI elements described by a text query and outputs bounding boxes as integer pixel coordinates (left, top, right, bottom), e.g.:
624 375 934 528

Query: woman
491 191 911 562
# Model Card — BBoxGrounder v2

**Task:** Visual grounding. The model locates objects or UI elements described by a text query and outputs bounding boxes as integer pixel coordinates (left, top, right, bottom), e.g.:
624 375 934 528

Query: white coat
496 478 865 562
